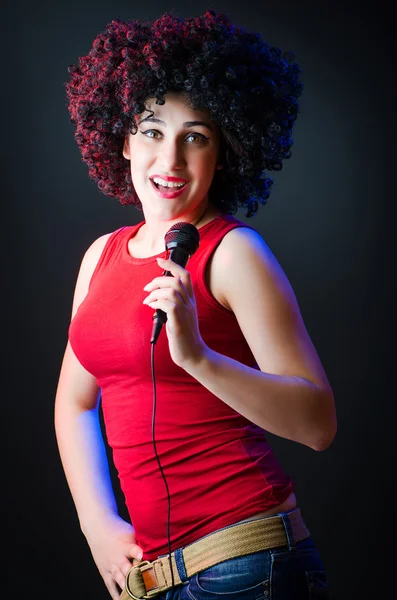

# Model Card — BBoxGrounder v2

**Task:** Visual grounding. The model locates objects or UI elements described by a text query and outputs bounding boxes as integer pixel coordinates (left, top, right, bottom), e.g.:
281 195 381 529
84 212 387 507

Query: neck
138 204 221 254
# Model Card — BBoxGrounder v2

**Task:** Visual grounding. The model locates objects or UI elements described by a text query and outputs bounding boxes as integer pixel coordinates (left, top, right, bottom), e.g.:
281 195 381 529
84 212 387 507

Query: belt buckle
125 561 160 600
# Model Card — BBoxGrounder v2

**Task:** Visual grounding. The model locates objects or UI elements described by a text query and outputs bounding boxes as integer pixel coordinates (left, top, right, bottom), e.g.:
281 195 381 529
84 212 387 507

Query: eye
186 133 209 143
141 129 162 139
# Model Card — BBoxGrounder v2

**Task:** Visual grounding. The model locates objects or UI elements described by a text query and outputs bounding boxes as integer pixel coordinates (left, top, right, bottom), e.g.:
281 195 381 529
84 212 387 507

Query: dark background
4 0 395 598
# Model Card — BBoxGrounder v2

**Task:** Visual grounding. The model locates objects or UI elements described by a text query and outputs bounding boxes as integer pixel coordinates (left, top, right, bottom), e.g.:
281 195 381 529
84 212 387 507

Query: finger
104 573 122 600
127 544 143 562
144 272 190 298
143 278 187 300
144 275 185 292
156 257 193 293
121 557 137 576
143 287 187 307
111 564 126 590
157 256 186 273
145 273 192 302
144 298 180 318
127 545 143 573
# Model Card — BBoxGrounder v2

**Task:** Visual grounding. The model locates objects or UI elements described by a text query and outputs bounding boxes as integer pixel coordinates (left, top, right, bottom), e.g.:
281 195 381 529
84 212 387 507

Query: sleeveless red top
69 214 294 560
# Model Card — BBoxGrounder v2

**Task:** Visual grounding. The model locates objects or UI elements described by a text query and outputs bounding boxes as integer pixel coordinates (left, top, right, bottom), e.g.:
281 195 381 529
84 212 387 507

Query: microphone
150 222 200 345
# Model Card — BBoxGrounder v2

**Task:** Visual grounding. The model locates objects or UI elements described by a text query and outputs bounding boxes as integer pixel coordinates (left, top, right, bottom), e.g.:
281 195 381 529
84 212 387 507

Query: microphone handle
153 269 172 326
150 248 190 344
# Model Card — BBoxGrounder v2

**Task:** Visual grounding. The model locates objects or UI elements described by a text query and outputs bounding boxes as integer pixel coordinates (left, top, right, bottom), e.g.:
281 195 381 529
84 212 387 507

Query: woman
55 9 336 600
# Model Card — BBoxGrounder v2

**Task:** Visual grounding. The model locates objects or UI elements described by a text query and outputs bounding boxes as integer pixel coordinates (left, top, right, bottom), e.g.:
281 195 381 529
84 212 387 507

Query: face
122 92 221 223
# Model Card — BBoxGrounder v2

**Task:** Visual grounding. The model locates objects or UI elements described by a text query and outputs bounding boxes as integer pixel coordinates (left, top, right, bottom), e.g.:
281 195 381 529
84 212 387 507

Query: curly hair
65 8 303 217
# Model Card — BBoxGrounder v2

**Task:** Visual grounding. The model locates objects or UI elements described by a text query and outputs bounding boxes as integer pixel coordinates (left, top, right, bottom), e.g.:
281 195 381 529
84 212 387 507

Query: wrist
79 506 120 537
182 343 214 377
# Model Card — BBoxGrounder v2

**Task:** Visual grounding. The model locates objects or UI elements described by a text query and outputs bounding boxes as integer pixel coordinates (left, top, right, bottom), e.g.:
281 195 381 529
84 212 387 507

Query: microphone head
164 222 200 256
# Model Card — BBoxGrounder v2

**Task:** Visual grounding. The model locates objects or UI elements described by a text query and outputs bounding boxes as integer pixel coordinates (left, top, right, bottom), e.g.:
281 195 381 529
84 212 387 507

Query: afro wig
65 8 303 217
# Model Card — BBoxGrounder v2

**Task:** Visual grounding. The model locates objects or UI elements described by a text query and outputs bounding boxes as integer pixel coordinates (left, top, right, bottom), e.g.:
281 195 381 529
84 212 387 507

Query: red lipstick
150 174 189 183
149 178 189 199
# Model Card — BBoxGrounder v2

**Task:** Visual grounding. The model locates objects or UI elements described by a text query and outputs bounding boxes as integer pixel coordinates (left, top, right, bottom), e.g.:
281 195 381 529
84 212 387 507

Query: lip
149 177 189 199
150 174 189 183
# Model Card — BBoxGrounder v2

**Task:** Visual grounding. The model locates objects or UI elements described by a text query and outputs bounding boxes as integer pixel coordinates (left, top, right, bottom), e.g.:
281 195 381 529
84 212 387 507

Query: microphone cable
150 336 176 594
148 222 200 596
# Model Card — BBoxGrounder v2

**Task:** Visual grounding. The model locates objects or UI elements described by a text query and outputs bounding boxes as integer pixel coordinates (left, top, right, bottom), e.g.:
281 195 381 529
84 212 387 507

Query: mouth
149 177 189 198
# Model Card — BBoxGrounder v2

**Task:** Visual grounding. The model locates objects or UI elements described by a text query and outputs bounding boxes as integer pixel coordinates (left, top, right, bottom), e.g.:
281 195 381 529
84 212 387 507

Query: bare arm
186 227 337 451
54 233 117 528
54 342 118 529
54 233 143 598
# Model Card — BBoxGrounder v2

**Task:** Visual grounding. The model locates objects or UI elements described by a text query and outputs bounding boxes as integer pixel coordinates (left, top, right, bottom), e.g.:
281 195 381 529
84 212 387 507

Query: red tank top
69 214 294 560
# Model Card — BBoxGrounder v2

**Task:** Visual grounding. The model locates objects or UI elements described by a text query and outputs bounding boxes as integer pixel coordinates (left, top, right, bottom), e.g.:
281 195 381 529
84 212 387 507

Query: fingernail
137 552 143 560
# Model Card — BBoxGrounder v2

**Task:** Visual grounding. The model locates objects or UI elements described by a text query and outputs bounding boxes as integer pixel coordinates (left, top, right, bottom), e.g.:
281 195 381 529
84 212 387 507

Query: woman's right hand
83 512 143 599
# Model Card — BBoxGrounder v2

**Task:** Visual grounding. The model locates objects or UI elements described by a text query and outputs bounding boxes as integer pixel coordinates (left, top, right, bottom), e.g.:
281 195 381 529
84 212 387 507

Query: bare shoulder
210 225 284 310
218 224 278 263
209 225 334 396
70 231 113 318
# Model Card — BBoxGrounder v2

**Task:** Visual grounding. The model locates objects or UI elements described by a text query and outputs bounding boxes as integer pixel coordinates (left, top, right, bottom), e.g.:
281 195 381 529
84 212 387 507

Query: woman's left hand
143 256 207 369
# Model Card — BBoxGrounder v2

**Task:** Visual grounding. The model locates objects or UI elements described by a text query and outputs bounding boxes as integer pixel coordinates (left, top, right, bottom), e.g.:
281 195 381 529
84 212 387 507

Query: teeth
152 177 186 188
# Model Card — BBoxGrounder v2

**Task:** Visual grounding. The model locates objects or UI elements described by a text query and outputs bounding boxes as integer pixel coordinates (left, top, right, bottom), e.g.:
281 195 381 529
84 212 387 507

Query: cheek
129 149 152 179
194 153 217 181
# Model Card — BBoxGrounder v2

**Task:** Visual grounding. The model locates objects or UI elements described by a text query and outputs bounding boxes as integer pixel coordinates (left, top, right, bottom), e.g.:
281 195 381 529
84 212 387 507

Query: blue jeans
156 515 329 599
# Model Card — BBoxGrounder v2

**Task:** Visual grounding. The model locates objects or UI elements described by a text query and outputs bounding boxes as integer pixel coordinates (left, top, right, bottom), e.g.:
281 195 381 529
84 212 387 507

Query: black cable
150 341 175 593
147 222 200 594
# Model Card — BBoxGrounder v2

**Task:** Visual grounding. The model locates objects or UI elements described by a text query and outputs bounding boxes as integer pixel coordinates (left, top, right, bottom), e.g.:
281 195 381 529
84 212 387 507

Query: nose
158 139 187 171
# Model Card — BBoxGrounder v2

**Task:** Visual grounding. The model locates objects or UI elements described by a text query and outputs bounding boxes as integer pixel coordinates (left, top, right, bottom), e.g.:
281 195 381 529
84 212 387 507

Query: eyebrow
137 116 213 132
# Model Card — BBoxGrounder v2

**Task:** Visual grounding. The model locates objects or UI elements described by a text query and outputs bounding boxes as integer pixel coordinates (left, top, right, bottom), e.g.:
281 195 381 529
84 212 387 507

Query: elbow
298 418 337 451
309 391 337 451
310 425 337 451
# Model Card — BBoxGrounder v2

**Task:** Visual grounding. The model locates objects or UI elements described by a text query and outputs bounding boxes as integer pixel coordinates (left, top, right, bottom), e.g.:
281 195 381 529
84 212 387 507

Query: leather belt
120 508 310 599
